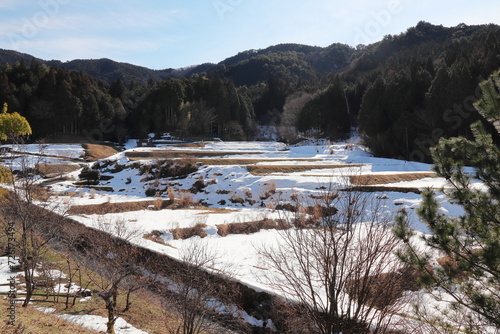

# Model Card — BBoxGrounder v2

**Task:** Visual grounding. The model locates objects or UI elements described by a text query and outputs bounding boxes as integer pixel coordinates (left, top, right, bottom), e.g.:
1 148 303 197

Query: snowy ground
1 143 84 171
0 138 488 332
0 256 143 333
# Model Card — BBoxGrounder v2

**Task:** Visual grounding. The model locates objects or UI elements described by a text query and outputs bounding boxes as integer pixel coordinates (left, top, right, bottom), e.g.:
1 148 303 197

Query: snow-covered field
1 138 490 332
1 143 84 171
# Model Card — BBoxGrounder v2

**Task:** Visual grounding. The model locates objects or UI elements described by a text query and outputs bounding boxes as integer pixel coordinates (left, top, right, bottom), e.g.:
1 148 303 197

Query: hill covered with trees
0 22 499 162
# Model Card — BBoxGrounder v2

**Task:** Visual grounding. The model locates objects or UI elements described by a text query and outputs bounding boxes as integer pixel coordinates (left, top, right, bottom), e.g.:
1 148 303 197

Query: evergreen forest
0 21 499 162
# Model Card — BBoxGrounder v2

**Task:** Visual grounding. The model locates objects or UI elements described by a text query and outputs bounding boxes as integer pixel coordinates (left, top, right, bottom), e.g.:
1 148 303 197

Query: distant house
137 138 155 147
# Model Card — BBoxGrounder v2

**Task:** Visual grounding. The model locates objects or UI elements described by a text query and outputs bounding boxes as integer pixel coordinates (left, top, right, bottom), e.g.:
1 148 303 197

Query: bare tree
1 140 64 307
75 217 142 334
279 91 314 143
160 240 237 334
259 182 409 333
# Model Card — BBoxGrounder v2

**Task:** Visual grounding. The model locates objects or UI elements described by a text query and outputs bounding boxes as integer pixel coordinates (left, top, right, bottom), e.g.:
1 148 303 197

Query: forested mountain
343 22 500 161
0 49 46 67
0 22 499 162
0 42 355 85
46 58 177 84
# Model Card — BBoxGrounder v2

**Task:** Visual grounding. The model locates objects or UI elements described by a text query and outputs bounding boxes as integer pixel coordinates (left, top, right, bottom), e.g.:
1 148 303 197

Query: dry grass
37 164 81 177
0 209 191 334
68 199 173 215
32 284 175 334
195 158 322 166
0 251 172 334
170 223 207 239
173 142 208 148
350 173 435 186
247 164 363 175
217 218 288 237
82 144 119 161
126 150 260 160
0 300 100 333
68 199 226 216
194 207 238 214
346 269 420 309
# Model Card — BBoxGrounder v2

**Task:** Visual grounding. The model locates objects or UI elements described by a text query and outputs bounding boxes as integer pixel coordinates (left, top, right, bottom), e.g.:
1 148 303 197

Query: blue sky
0 0 499 69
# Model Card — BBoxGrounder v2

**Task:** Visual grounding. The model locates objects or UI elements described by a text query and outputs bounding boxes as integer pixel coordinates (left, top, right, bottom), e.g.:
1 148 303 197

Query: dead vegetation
343 185 422 194
247 164 363 175
173 142 208 148
0 299 101 334
350 173 435 186
125 150 261 160
171 223 208 240
346 268 420 310
196 158 322 166
68 200 237 216
194 207 237 214
143 230 171 246
37 164 81 177
82 144 119 161
217 218 288 237
68 199 173 215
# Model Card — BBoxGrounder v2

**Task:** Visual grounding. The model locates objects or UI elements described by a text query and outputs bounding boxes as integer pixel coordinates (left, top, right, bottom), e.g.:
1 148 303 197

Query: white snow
1 138 487 332
35 307 148 334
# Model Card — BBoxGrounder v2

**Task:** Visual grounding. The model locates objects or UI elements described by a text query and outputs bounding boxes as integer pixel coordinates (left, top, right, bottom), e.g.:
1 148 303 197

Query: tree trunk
106 302 116 334
123 288 132 312
99 291 116 334
22 271 33 308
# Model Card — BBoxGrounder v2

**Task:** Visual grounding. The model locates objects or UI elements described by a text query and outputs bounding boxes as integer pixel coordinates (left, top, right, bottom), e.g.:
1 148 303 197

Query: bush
140 160 198 180
229 196 245 204
190 177 206 193
0 165 12 183
145 188 158 197
78 166 100 184
217 218 288 236
171 223 207 239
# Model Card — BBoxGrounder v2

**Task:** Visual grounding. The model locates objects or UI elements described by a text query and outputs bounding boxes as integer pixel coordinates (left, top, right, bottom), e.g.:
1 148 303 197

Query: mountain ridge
0 41 356 84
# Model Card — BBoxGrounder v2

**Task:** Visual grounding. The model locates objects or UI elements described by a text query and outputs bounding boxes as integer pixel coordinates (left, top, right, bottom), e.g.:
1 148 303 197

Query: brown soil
82 144 119 161
37 164 81 177
350 173 435 186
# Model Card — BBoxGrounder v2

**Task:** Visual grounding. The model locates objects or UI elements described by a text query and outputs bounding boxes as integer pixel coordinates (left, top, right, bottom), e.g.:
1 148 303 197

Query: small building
137 138 155 147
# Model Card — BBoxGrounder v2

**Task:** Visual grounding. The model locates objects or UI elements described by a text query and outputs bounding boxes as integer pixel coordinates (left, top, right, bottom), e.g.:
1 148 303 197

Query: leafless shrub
259 181 410 333
177 190 195 208
160 240 237 334
279 91 315 143
69 199 172 215
143 230 165 245
217 218 288 237
75 217 143 334
167 187 175 201
190 176 206 193
0 141 66 307
154 198 163 211
171 223 207 240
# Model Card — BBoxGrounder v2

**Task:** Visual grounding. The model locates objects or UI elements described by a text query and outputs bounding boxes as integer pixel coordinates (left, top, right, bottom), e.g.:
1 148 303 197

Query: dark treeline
0 61 256 142
344 22 500 161
0 22 499 161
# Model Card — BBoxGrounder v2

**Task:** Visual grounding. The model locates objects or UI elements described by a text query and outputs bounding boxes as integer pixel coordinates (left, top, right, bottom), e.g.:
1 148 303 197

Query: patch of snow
35 307 148 334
